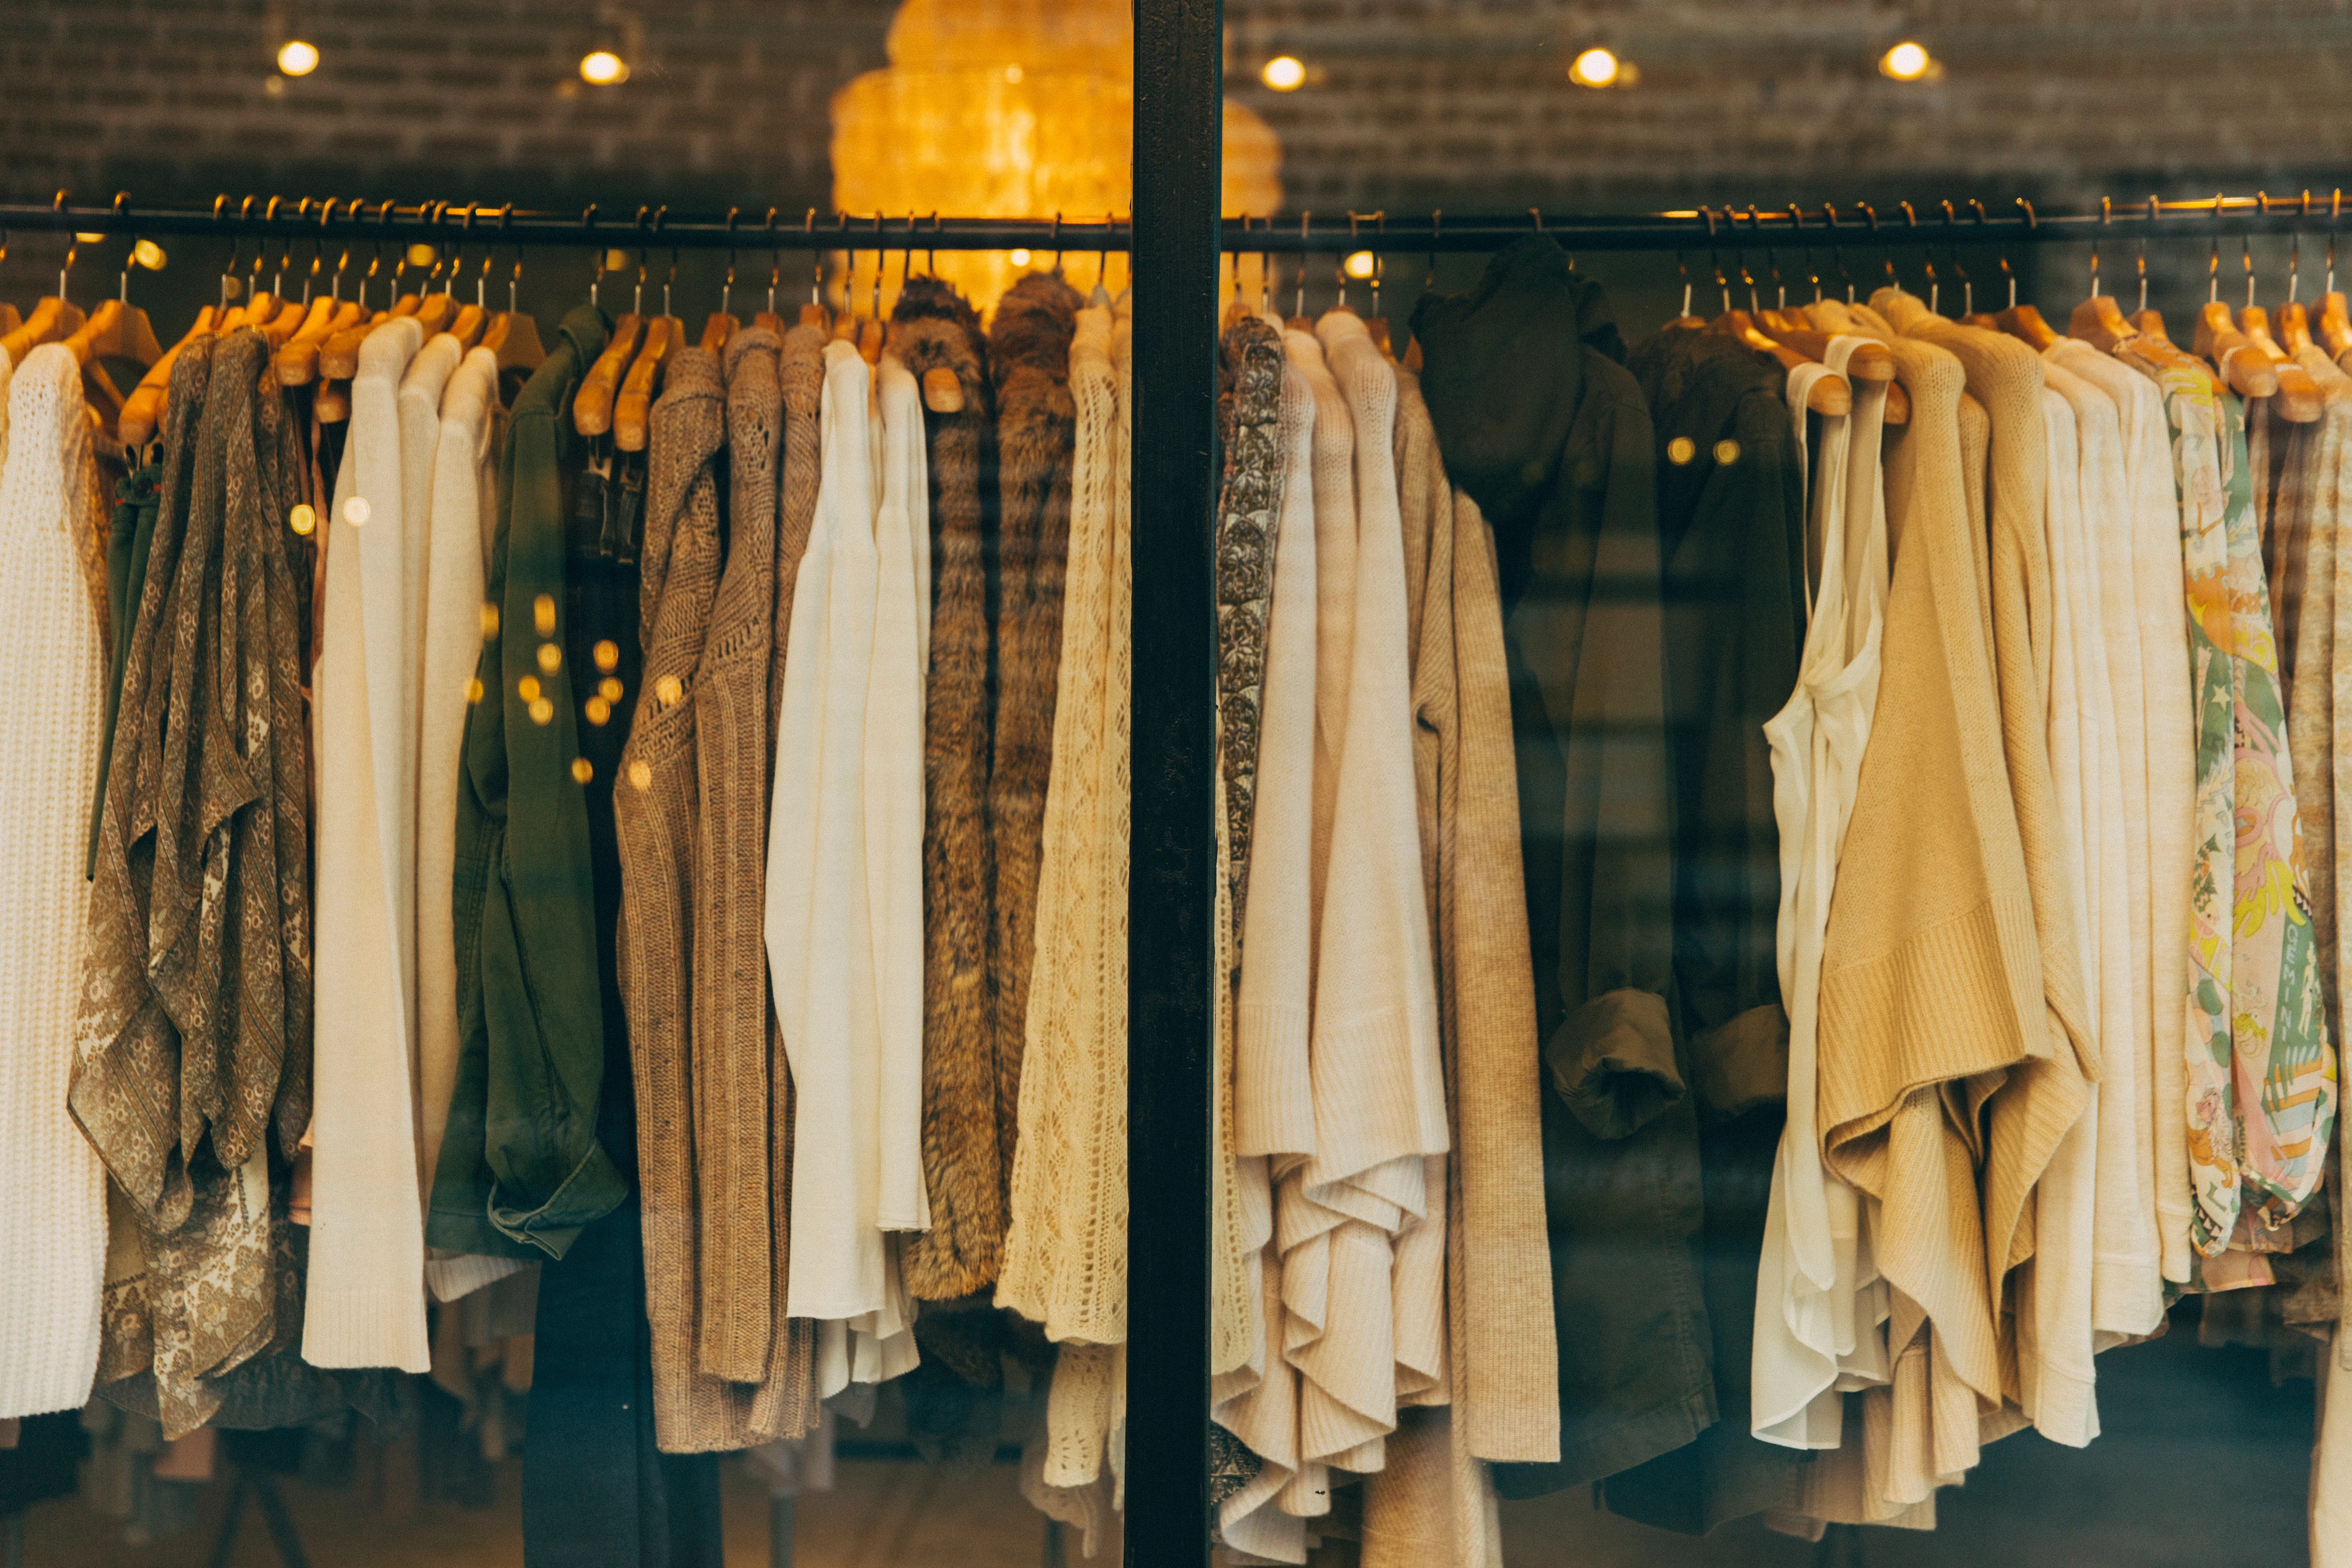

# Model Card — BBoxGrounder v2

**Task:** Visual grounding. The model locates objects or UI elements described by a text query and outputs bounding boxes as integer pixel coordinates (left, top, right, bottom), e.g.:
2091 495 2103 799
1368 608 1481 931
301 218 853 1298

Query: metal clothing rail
2 191 2345 257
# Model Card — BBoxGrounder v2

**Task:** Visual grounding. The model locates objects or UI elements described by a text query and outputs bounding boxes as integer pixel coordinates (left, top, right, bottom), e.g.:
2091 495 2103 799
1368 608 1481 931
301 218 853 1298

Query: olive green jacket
426 305 628 1260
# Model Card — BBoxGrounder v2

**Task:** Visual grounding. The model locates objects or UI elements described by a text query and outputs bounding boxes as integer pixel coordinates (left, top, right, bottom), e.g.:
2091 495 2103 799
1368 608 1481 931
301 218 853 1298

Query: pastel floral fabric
2159 366 2337 1260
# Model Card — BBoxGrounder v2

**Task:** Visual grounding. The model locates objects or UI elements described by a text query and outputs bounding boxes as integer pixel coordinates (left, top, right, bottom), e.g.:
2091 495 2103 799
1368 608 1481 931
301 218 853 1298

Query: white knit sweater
766 339 917 1393
305 315 432 1372
0 346 108 1419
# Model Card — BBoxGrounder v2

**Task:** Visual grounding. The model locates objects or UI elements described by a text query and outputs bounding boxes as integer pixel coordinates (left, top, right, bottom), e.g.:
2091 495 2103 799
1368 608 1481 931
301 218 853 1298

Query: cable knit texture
987 273 1083 1213
892 281 1007 1300
998 303 1128 1344
0 345 108 1419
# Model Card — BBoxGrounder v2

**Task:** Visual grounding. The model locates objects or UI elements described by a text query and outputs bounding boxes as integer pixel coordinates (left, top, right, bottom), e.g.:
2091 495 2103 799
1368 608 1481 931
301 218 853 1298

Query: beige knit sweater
1879 295 2098 1352
1812 314 2030 1514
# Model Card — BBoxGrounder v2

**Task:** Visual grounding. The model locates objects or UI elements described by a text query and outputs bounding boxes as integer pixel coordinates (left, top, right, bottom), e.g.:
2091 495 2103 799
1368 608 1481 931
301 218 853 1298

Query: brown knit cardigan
617 346 734 1452
986 273 1083 1213
890 278 1006 1300
692 326 782 1380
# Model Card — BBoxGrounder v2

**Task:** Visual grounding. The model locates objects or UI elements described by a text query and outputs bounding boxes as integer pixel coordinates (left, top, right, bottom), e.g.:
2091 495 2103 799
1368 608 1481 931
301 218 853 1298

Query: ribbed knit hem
1235 1001 1315 1155
0 1329 99 1422
301 1282 431 1373
1305 1003 1451 1179
2028 1361 2099 1449
424 1251 530 1304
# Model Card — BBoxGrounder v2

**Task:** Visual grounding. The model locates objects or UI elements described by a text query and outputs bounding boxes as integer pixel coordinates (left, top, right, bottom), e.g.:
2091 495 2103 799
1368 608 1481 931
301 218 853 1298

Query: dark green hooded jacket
1414 236 1711 1494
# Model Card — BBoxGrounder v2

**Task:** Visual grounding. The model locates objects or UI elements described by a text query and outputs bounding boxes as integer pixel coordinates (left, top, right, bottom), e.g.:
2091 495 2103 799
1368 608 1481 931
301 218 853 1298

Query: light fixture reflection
1880 41 1936 81
277 39 320 77
1344 250 1375 280
579 49 629 85
1569 47 1619 87
1261 54 1306 91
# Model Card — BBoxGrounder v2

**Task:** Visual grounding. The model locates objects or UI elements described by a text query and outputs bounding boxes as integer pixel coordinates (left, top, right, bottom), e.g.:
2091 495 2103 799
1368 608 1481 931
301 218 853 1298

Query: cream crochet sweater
0 346 109 1419
1000 301 1134 1493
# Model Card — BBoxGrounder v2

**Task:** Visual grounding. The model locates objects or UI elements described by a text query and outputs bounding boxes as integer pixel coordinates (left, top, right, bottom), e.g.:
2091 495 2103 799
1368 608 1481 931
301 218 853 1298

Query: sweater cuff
1542 987 1679 1140
487 1140 629 1260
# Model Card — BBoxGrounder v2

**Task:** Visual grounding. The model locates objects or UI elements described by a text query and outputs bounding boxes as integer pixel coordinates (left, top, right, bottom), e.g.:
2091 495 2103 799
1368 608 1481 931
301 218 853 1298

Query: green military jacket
426 305 627 1260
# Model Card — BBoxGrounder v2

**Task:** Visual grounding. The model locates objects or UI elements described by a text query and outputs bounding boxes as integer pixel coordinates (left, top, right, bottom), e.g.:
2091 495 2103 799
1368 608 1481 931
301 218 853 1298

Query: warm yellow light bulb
579 49 629 85
1009 248 1032 267
1880 41 1932 80
406 242 438 268
277 39 319 77
1261 55 1306 91
1570 47 1619 88
132 239 166 271
1344 250 1375 280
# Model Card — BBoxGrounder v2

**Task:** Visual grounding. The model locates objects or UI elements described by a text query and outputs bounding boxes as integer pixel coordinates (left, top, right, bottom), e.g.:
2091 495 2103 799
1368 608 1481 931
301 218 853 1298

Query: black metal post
1127 0 1221 1561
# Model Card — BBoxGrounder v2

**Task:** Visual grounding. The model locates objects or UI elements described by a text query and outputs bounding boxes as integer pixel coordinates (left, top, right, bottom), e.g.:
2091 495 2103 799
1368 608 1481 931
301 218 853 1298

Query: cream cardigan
306 315 432 1372
2042 349 2166 1346
0 346 109 1419
765 339 918 1391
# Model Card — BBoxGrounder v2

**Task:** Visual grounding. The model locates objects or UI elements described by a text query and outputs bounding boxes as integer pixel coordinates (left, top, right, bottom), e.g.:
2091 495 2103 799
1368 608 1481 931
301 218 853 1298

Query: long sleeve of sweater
868 355 932 1236
0 346 109 1419
307 315 432 1372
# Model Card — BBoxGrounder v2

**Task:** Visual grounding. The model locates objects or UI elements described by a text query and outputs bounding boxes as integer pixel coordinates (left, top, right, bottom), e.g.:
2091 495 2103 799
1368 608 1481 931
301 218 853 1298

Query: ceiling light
579 49 629 86
276 39 319 77
1879 41 1937 81
1344 250 1375 280
1261 55 1306 91
1569 47 1620 88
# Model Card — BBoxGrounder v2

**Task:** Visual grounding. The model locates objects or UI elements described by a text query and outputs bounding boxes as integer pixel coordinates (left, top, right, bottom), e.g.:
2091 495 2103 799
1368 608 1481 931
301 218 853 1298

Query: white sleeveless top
1752 335 1894 1448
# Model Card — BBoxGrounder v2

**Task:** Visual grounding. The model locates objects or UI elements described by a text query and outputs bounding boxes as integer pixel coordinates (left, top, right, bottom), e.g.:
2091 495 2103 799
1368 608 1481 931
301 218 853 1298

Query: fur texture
985 273 1083 1219
891 287 1006 1300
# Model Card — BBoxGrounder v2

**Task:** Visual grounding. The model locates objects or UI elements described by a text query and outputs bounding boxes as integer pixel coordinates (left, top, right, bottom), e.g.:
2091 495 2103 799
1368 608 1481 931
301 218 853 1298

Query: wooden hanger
276 299 362 386
2193 301 2281 398
1770 321 1909 424
613 315 679 452
2236 303 2321 420
0 294 87 364
2318 292 2352 362
573 311 645 437
116 305 218 447
1712 308 1851 415
0 304 17 336
59 294 163 373
699 311 736 353
2278 300 2316 356
476 244 545 373
2066 295 2139 351
448 301 487 350
1993 301 2059 350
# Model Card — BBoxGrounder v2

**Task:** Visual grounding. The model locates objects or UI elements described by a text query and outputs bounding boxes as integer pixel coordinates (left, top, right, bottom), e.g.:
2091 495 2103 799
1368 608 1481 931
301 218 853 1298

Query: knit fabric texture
694 327 782 1380
986 272 1083 1215
998 303 1130 1345
0 345 108 1421
892 282 1008 1302
615 345 747 1452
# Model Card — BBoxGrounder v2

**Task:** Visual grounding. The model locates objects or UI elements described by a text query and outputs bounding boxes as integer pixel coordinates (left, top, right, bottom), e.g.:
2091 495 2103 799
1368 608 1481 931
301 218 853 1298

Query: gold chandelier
832 0 1283 312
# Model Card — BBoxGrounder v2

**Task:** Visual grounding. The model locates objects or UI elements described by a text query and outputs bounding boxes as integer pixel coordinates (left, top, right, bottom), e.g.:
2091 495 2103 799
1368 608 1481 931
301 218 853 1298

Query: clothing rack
0 190 2338 256
10 139 2344 1565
